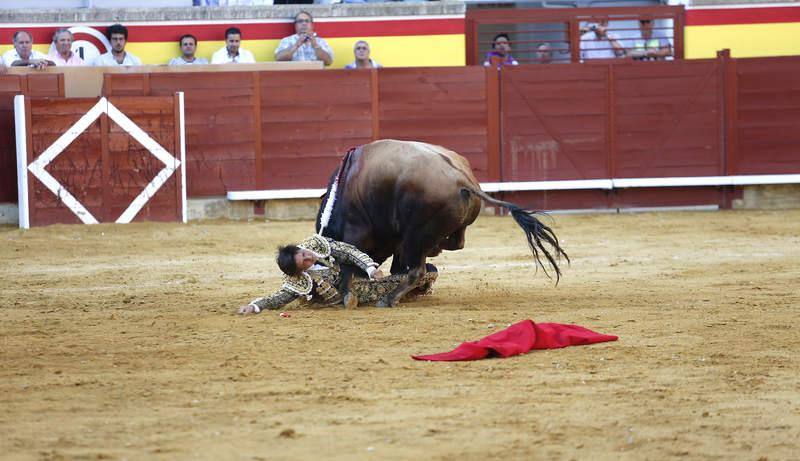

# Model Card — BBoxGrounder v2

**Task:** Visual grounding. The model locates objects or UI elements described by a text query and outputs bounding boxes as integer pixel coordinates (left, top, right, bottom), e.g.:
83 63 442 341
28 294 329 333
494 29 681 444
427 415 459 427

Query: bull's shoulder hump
365 140 479 184
418 142 479 185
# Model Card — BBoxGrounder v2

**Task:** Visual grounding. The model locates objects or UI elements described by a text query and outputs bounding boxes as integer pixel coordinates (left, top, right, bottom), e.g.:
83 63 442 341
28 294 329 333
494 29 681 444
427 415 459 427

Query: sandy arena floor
1 210 799 460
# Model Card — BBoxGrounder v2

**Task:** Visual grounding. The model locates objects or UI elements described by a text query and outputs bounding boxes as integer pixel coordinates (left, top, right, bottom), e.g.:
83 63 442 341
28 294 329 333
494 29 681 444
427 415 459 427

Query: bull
316 139 568 307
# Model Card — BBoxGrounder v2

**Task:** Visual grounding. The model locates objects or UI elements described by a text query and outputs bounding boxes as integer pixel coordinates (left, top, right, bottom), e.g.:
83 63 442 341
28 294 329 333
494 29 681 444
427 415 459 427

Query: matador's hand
238 304 258 315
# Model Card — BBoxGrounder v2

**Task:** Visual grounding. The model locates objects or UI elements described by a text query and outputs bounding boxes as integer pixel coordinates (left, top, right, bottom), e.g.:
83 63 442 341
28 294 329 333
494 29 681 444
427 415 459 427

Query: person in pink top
48 28 86 66
47 28 85 66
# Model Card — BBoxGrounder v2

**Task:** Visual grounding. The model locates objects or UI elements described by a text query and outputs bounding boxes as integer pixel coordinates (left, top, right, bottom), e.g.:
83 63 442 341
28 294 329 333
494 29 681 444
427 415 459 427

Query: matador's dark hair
277 245 301 276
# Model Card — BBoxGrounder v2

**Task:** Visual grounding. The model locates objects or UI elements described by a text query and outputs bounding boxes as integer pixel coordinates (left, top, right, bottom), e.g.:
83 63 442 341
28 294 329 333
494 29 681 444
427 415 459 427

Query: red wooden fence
2 53 798 214
103 67 493 194
730 55 800 175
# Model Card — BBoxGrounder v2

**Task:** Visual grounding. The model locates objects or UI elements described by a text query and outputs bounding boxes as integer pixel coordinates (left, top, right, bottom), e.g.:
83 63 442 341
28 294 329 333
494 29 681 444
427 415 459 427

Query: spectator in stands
93 24 142 66
580 19 625 61
2 31 55 69
628 19 673 61
211 27 256 64
48 29 85 66
275 11 333 67
344 40 381 69
536 43 553 64
169 34 209 65
482 33 518 68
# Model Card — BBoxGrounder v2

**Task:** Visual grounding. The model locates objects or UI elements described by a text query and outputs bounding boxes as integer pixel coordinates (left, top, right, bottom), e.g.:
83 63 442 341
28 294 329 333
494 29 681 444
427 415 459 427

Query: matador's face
294 249 317 271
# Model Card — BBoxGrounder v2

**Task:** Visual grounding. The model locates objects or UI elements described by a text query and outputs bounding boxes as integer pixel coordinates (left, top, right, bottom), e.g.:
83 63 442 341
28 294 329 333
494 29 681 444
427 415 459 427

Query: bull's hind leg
377 233 438 307
376 261 427 308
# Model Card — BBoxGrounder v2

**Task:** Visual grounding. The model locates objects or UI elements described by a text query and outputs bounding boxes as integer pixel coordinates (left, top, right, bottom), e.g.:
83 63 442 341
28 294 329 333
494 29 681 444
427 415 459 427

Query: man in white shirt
168 34 209 65
2 31 55 69
211 27 256 64
92 24 143 66
580 20 626 61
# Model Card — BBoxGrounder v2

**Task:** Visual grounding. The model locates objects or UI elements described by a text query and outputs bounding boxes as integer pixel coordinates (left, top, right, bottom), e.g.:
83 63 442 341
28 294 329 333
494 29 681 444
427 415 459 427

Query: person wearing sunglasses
344 40 381 69
275 11 333 67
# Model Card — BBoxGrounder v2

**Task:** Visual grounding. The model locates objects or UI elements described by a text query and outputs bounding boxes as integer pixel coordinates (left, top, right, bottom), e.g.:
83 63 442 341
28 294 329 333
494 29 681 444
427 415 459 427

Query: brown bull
316 139 568 307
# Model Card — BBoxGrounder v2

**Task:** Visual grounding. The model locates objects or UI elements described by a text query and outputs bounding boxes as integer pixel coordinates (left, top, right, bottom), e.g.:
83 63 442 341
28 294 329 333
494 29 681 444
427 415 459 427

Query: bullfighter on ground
238 234 437 314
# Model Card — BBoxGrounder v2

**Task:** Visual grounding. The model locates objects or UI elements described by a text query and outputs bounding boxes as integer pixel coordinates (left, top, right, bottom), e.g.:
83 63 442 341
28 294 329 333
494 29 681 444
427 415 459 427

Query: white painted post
14 95 29 229
178 91 187 224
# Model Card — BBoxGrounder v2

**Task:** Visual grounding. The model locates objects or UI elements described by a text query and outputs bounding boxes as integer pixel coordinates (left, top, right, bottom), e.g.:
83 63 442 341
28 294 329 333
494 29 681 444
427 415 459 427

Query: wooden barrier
3 54 799 216
100 56 800 210
16 95 185 227
0 73 64 204
104 66 494 194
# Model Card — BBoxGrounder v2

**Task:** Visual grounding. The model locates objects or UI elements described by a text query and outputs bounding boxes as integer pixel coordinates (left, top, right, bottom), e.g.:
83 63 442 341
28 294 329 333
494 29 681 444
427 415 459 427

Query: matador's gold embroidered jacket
249 235 378 311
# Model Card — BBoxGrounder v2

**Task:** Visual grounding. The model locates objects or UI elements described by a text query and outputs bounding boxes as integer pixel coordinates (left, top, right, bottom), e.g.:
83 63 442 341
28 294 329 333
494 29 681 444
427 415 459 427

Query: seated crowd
0 14 672 74
482 18 672 67
0 11 378 72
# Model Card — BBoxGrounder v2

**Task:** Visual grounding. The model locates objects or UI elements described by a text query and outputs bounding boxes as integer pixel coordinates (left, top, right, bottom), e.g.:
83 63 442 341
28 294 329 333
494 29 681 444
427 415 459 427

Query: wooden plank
110 97 175 112
486 65 500 181
264 86 373 104
371 68 380 141
262 121 372 142
261 103 371 123
104 74 147 96
379 119 487 137
100 111 111 222
185 159 256 196
149 72 255 91
607 64 616 179
725 53 739 176
0 75 23 93
253 72 264 189
261 69 370 88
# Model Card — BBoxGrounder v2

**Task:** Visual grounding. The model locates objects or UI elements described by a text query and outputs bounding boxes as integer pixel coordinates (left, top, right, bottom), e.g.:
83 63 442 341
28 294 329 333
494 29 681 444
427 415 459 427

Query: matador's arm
242 289 299 314
329 240 379 278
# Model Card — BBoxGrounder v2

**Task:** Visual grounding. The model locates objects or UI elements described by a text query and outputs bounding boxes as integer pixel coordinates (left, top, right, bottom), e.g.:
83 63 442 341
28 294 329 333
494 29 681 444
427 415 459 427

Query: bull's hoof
376 297 397 308
344 293 358 309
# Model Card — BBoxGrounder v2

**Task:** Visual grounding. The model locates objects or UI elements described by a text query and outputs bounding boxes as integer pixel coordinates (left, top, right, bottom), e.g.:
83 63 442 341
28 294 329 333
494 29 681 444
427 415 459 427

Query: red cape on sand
412 320 618 361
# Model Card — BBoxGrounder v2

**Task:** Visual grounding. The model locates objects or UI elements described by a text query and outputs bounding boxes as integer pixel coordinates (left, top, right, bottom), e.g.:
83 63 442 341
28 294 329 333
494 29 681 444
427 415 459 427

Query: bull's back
358 140 479 190
352 140 482 228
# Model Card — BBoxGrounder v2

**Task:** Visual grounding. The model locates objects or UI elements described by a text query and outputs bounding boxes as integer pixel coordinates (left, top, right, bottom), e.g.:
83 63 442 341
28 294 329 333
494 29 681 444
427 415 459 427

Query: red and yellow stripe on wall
0 15 465 68
685 4 800 58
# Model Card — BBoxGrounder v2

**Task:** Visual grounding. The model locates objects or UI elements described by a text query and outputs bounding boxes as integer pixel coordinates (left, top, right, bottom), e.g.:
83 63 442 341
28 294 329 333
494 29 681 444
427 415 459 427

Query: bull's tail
462 187 570 283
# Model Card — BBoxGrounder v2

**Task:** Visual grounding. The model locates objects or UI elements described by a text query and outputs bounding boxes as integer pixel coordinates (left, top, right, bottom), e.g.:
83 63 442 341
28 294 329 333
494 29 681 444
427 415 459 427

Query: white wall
0 0 192 8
